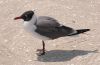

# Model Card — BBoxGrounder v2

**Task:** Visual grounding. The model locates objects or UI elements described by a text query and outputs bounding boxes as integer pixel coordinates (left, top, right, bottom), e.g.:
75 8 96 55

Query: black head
14 10 34 21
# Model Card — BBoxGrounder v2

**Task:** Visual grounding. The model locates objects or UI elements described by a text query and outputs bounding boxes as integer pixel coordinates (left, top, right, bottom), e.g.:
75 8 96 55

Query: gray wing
36 16 60 28
35 16 76 39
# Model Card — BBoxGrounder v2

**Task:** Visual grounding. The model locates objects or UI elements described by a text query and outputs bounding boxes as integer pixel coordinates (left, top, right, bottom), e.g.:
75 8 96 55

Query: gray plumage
35 16 76 39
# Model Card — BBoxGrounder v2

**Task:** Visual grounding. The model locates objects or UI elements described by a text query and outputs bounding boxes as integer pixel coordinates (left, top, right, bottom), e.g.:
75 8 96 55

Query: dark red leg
41 40 45 55
37 40 46 56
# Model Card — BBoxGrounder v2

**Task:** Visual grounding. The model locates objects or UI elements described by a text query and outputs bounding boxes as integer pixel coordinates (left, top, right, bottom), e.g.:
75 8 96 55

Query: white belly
23 22 51 40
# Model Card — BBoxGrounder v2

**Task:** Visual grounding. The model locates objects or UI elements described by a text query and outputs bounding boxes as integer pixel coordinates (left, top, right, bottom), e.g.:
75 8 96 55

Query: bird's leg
37 40 46 56
42 40 45 55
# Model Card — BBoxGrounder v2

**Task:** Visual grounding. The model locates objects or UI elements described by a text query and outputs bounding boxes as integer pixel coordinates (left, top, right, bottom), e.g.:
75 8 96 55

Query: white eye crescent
25 15 27 17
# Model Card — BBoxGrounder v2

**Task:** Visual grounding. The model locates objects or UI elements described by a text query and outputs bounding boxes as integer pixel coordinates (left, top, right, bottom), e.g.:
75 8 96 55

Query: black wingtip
68 29 90 36
76 29 90 34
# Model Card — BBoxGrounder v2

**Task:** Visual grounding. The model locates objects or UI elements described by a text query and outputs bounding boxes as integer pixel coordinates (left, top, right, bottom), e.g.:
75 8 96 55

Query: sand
0 0 100 65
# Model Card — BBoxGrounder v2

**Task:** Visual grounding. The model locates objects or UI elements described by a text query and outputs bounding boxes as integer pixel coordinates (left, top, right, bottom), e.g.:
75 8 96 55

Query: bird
14 10 90 56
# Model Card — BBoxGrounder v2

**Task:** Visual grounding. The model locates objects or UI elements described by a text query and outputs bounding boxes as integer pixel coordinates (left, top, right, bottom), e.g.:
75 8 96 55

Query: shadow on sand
37 50 97 62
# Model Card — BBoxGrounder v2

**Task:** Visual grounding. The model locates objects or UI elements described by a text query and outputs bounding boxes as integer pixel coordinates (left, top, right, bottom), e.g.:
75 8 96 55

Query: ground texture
0 0 100 65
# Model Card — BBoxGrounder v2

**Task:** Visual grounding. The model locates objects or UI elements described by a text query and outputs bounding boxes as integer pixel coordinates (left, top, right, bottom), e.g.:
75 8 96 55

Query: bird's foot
36 49 46 56
38 52 45 56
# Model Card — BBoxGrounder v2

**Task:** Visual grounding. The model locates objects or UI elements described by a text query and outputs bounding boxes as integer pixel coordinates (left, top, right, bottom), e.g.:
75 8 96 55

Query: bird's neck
29 14 37 25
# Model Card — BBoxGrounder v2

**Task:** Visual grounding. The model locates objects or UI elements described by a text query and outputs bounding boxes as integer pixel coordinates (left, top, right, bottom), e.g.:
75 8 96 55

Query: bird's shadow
37 50 98 62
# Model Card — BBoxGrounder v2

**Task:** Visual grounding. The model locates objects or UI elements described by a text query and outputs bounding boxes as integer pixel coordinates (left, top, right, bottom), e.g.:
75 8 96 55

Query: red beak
14 16 22 20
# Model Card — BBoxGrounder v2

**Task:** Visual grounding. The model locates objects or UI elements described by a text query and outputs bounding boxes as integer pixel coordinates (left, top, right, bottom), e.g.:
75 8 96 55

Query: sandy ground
0 0 100 65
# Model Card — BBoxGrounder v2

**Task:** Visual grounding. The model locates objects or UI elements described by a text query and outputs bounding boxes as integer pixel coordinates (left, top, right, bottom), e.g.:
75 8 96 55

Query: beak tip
14 16 22 20
14 18 16 20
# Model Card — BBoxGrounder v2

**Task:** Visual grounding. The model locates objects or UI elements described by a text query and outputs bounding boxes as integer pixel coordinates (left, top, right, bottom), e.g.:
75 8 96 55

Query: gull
14 10 90 55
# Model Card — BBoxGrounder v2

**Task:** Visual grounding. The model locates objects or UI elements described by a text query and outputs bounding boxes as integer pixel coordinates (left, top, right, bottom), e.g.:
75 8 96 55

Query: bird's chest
23 22 36 32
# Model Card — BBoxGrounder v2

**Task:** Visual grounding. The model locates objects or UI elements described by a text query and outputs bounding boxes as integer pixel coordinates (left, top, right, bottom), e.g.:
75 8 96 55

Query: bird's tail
59 26 90 36
68 29 90 36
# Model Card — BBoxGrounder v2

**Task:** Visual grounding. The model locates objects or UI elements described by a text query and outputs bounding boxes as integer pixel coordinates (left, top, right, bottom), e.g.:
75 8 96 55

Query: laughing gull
14 10 90 55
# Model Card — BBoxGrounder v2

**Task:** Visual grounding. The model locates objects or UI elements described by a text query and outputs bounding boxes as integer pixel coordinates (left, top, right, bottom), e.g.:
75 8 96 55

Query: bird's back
36 16 60 28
